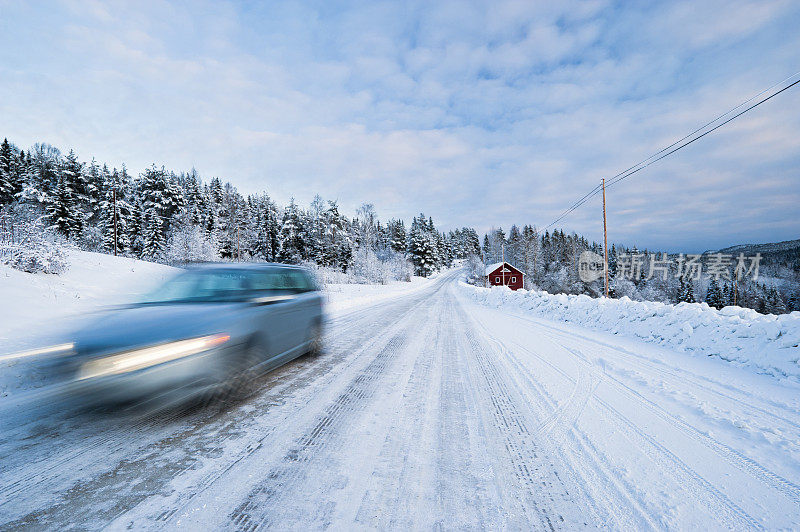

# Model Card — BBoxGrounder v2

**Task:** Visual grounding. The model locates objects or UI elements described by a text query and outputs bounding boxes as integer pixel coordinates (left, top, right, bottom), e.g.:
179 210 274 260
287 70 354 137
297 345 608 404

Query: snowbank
459 282 800 381
0 250 176 343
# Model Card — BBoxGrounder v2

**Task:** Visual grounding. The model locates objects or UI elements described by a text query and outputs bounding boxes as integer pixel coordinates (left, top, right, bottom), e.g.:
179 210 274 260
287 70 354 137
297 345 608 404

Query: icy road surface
1 269 799 530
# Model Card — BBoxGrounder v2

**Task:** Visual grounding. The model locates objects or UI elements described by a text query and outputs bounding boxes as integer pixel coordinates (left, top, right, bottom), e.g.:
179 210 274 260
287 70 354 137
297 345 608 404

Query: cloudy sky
1 0 799 251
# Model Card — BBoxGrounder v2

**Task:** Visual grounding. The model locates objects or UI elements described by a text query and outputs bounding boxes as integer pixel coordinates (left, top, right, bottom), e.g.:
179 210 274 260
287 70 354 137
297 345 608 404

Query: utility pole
602 178 609 298
112 188 118 257
236 225 241 262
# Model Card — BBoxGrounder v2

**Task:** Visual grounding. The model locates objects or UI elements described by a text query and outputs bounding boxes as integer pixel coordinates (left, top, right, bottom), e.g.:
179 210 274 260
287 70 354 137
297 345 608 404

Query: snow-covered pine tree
677 274 696 303
508 225 522 266
183 169 204 225
407 214 437 277
305 195 327 264
46 174 83 238
142 208 165 260
722 281 731 306
25 143 61 206
322 200 351 270
608 244 618 278
61 150 89 213
788 286 800 313
705 278 723 309
259 195 280 262
82 158 104 226
765 286 788 314
388 219 407 254
489 227 506 265
127 198 145 257
277 198 305 263
464 227 481 256
99 168 132 254
0 138 20 206
376 220 391 254
139 165 185 236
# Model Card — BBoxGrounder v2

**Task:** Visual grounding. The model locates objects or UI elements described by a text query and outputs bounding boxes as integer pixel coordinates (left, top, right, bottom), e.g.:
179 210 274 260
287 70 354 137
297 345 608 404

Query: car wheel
220 343 263 402
306 322 323 357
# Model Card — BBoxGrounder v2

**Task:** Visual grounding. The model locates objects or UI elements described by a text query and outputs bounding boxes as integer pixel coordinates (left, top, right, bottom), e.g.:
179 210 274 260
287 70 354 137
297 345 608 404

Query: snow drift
460 282 800 381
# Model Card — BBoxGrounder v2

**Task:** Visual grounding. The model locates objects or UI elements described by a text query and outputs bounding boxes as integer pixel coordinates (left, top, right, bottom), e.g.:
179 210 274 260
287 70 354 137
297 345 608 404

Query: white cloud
0 0 798 251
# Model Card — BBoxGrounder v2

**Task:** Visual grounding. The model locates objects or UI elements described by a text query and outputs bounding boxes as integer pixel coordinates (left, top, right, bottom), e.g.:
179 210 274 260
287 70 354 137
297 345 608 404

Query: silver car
53 263 325 407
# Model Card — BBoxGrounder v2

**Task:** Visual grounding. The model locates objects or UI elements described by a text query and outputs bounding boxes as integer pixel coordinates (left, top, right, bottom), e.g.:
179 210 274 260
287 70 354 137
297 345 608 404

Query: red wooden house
485 262 524 290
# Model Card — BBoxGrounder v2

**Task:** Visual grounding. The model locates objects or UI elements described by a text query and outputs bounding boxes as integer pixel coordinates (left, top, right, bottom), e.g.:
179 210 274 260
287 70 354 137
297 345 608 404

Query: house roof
485 262 524 276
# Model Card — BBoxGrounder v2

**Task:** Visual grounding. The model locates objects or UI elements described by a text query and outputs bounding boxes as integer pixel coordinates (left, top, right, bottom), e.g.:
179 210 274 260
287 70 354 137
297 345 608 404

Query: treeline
1 136 796 312
0 138 480 281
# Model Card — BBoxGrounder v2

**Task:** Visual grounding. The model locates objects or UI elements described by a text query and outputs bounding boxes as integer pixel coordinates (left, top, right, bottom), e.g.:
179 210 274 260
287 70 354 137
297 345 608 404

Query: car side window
249 272 281 291
285 271 312 292
246 269 316 293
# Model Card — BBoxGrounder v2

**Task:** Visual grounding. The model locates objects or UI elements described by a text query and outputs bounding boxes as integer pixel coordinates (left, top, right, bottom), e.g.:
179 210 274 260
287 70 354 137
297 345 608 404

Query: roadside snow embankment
460 282 800 381
0 250 176 347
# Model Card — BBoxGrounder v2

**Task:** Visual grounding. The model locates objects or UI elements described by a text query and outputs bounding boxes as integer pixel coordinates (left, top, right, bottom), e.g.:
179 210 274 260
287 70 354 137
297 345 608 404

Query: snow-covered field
0 259 799 529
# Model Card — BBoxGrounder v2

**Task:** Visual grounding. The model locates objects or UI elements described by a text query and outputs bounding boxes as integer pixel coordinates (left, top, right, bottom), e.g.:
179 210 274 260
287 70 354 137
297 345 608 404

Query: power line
545 183 603 229
544 71 800 229
607 70 800 188
605 76 800 190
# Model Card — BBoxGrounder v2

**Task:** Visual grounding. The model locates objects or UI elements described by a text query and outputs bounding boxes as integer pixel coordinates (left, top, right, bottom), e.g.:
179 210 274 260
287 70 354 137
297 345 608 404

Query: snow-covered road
1 269 799 530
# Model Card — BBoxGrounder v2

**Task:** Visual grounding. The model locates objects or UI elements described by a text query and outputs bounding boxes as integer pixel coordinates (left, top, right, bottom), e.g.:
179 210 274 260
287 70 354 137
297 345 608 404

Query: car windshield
138 268 310 304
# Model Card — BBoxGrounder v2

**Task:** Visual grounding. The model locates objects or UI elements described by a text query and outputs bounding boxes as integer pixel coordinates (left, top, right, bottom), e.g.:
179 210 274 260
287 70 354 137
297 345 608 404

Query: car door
286 270 321 348
278 269 312 355
248 270 295 359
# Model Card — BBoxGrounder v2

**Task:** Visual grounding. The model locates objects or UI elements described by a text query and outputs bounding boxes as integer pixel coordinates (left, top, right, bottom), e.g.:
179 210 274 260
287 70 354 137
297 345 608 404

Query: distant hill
708 239 800 269
713 239 800 256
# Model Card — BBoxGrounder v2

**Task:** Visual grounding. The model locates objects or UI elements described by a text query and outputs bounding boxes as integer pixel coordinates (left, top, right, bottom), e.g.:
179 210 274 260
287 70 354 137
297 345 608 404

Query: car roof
186 262 306 272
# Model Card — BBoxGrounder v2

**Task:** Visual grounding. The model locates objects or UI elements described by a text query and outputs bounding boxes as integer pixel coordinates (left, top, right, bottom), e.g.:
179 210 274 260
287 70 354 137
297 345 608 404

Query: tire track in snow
432 298 510 529
549 336 800 507
458 299 657 530
350 303 443 528
456 300 589 530
525 314 800 433
479 321 763 530
228 332 411 531
222 281 457 531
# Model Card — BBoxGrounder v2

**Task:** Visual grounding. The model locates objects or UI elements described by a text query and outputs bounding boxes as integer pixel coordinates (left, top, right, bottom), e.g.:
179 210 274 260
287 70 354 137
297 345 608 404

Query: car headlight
0 343 75 363
77 334 230 380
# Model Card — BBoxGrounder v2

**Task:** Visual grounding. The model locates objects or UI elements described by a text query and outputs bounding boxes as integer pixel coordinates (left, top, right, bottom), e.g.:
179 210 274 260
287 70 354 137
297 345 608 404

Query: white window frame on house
511 276 516 283
495 277 500 283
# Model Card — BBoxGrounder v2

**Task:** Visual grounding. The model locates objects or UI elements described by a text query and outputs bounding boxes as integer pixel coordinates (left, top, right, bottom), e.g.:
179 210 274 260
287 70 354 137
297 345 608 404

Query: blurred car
50 263 325 407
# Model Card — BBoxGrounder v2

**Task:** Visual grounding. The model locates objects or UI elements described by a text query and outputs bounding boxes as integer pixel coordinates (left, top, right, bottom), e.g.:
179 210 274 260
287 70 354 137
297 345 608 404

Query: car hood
72 302 245 357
